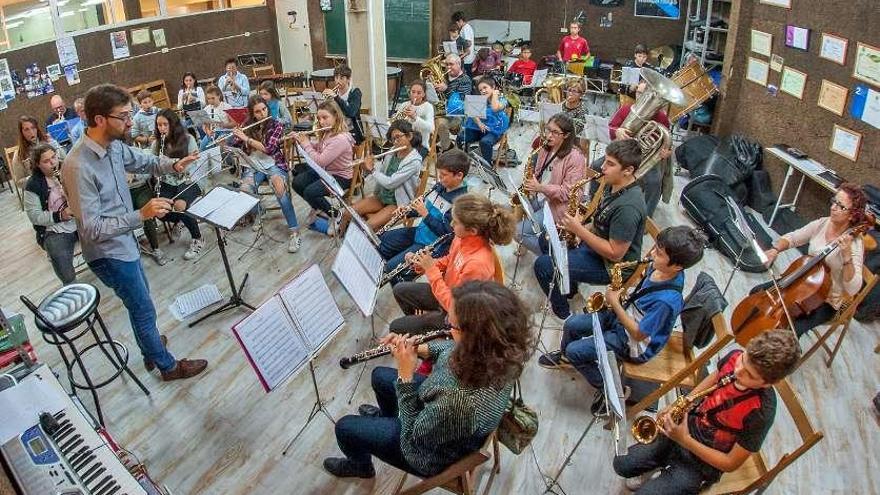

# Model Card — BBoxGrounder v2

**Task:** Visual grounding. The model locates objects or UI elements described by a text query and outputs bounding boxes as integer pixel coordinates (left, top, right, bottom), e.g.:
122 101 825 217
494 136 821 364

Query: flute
351 146 406 166
282 126 332 141
339 327 452 369
204 116 271 149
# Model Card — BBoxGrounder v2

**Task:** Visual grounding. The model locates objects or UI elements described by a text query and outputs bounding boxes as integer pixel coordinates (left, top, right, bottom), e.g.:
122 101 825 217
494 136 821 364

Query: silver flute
379 233 453 287
339 327 452 369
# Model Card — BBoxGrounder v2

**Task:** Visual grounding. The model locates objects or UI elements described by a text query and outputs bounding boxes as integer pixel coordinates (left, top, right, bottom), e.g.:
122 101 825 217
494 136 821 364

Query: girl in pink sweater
292 100 355 234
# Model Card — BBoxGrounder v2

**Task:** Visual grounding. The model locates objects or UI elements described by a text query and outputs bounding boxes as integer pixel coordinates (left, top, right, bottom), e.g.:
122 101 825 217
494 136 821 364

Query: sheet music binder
231 265 345 392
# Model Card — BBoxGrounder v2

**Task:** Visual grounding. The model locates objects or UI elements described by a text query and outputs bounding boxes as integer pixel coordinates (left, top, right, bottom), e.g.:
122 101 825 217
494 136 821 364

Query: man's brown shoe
161 359 208 381
144 335 169 372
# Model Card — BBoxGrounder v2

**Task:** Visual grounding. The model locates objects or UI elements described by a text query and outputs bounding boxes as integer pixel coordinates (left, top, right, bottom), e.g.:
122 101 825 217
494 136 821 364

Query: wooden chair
491 133 510 169
393 433 501 495
404 162 433 229
798 264 878 369
5 146 24 210
346 142 368 204
492 249 505 284
252 65 276 78
703 379 823 494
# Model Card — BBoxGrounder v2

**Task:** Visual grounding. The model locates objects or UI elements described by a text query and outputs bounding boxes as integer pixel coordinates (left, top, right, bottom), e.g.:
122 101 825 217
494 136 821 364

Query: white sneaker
288 231 302 253
184 238 205 260
152 248 169 266
326 216 339 237
625 469 659 491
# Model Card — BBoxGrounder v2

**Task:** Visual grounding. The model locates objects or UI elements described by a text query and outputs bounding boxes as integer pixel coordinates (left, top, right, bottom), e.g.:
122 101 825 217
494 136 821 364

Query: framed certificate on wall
817 80 848 116
780 67 807 99
746 57 770 86
759 0 791 7
853 42 880 88
829 124 861 162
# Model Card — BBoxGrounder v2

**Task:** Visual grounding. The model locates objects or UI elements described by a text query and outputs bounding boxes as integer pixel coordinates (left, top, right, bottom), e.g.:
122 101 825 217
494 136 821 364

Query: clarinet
379 233 453 287
339 327 452 369
154 134 166 196
375 187 433 236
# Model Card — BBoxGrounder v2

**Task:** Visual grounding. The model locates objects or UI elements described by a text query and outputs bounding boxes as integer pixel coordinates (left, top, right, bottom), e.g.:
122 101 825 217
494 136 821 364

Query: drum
310 68 335 92
668 60 718 121
386 66 403 106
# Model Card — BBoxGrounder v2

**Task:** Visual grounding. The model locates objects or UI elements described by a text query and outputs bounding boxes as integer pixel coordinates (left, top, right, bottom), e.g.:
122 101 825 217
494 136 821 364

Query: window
57 0 111 32
228 0 263 7
1 0 57 50
165 0 221 16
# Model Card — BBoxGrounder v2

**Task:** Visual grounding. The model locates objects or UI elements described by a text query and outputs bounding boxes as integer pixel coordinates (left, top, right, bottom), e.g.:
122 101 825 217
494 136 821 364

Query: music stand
544 314 625 494
505 170 542 290
185 186 259 327
296 143 353 246
467 151 508 199
362 116 390 143
535 202 569 349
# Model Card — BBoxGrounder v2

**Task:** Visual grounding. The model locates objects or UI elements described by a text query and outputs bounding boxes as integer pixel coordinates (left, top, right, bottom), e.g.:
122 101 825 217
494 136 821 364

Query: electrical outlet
559 27 568 33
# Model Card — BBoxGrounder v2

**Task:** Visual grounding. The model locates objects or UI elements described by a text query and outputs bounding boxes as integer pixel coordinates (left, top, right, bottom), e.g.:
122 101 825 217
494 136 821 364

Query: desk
766 146 840 226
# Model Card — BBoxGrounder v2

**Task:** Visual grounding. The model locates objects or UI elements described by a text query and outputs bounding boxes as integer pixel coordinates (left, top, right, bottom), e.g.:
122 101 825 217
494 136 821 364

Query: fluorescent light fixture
81 0 104 5
59 10 75 16
5 21 24 28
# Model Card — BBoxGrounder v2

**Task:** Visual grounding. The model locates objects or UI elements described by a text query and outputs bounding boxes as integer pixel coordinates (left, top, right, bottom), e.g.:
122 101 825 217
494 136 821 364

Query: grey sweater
396 340 512 476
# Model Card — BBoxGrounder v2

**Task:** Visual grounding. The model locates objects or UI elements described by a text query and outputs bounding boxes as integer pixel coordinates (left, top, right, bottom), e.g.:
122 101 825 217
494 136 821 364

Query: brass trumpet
584 258 652 313
631 373 736 444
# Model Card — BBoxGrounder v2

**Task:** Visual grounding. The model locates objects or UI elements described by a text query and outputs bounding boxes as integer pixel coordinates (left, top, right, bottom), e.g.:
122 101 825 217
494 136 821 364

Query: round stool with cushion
20 283 150 426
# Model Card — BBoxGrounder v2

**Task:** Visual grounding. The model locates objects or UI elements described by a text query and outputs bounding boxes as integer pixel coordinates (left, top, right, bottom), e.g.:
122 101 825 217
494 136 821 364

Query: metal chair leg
95 313 150 397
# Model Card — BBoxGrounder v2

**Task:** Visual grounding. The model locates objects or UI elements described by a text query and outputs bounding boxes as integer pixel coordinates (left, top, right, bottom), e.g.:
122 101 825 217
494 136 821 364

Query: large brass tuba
631 373 736 444
585 258 652 313
619 68 687 180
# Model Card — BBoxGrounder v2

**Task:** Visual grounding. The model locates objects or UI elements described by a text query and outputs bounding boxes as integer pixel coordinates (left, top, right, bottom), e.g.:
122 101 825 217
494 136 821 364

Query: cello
730 219 872 345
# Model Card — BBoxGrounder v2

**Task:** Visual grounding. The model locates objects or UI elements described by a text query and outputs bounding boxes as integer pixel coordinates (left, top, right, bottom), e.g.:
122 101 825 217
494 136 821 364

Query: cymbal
649 45 675 69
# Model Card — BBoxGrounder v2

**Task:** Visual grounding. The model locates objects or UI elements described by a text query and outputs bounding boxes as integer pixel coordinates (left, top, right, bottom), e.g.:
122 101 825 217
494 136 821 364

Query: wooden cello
730 220 872 345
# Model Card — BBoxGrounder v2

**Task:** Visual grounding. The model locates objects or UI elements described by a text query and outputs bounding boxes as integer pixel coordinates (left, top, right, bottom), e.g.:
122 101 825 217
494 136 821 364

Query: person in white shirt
452 11 475 77
216 58 250 108
200 86 235 150
177 72 206 111
396 79 434 155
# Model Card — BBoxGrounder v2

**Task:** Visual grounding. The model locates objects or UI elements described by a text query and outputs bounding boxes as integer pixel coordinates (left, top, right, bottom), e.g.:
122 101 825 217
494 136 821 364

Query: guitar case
680 174 768 273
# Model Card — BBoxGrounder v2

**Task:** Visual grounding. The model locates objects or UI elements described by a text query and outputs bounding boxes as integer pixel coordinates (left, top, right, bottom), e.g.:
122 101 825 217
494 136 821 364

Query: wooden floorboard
1 125 878 494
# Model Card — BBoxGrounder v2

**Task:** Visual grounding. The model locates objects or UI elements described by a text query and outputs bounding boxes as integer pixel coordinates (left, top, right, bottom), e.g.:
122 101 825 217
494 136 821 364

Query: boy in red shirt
613 329 801 493
556 22 590 62
508 45 537 85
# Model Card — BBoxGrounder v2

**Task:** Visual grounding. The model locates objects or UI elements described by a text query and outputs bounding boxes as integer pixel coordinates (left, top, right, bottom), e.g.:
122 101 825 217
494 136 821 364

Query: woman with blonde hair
292 100 355 236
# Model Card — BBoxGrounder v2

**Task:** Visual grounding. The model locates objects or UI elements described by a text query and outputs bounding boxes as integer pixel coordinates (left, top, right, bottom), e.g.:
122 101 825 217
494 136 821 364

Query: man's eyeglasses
106 113 132 123
830 198 850 211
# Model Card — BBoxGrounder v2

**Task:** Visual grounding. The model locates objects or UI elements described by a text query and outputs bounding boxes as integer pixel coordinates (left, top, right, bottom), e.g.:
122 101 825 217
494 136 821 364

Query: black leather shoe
322 457 375 478
357 404 381 417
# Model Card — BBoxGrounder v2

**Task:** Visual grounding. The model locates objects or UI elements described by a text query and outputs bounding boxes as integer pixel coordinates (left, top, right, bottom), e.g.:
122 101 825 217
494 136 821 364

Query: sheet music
188 187 237 217
188 146 224 180
592 313 625 419
279 264 345 352
299 91 324 112
296 144 345 197
233 297 310 392
0 372 69 443
621 67 641 85
465 94 488 118
582 115 611 143
530 69 548 88
346 223 384 274
362 116 390 139
518 107 540 122
170 283 222 320
539 102 563 124
542 202 569 294
189 187 259 229
333 243 380 316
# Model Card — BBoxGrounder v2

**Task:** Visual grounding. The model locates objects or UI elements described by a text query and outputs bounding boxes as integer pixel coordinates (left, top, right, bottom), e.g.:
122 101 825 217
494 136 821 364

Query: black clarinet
339 328 452 369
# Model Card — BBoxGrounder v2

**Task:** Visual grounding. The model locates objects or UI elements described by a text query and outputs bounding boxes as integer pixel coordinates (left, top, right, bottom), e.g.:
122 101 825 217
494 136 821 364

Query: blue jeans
87 257 176 372
334 366 426 475
533 243 612 319
241 165 298 229
378 227 425 285
44 231 78 285
613 434 720 493
457 127 499 164
561 311 630 389
513 204 545 255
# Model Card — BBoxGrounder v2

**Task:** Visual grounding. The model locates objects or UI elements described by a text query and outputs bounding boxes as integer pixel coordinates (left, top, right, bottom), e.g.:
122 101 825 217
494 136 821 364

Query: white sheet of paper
188 187 238 218
539 102 563 124
188 146 224 180
332 243 380 316
465 94 488 119
592 313 625 419
443 41 458 54
172 284 222 319
189 188 259 229
542 201 569 294
233 297 310 392
860 87 880 129
518 108 540 122
278 264 345 353
345 224 384 277
621 67 641 85
0 372 70 443
187 109 223 128
530 69 548 88
296 144 345 197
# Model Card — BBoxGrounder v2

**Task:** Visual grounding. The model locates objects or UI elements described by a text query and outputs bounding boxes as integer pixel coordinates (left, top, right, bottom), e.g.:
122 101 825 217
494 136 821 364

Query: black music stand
186 187 258 327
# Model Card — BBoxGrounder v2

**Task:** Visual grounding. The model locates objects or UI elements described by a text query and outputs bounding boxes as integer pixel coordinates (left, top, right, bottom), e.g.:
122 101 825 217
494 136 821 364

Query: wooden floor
1 124 878 495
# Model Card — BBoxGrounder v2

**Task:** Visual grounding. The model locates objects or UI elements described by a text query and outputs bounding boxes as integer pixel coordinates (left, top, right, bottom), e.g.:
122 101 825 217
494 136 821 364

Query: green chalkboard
323 0 431 61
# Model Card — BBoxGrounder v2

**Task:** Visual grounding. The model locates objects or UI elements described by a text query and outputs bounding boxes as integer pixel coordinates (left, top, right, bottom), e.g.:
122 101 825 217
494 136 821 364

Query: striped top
396 340 512 476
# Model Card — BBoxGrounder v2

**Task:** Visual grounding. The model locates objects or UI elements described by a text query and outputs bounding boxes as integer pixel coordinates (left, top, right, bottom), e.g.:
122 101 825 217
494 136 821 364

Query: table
765 146 841 227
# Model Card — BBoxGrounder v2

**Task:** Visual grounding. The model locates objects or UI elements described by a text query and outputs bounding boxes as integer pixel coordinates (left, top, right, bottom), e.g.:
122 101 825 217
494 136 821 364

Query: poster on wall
63 64 80 86
850 84 880 130
853 42 880 88
111 31 130 60
131 28 151 45
0 59 16 101
590 0 625 6
634 0 680 19
46 64 62 82
750 30 773 57
55 36 79 67
24 63 54 98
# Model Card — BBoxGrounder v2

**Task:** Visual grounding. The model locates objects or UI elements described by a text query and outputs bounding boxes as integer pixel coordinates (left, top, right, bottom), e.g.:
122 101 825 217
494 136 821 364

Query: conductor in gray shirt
62 84 208 381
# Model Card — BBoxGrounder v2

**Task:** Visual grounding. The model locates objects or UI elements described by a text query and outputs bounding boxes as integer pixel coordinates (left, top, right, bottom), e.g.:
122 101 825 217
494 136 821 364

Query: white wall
273 0 313 74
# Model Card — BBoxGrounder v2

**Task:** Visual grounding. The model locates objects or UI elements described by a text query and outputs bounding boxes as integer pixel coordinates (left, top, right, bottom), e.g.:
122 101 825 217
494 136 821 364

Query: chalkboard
323 0 431 61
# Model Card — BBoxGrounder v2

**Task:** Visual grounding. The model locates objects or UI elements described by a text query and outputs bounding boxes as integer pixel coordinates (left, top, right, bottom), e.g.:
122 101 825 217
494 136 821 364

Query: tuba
631 373 736 444
620 68 687 180
585 258 651 313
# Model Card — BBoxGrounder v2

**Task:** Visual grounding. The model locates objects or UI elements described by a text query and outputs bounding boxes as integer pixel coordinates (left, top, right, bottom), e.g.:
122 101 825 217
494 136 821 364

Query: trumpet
351 146 406 167
339 327 452 369
585 258 652 313
323 84 340 99
631 373 736 444
389 103 410 123
282 126 333 141
380 233 453 286
375 187 432 236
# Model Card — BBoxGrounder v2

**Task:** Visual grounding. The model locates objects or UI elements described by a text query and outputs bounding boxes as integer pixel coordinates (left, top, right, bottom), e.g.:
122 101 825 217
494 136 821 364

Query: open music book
232 264 345 392
188 186 259 230
332 224 384 316
296 143 345 197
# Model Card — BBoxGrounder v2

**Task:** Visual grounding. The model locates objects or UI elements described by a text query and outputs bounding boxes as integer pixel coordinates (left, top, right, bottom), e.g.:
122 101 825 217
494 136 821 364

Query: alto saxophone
585 257 652 313
380 233 453 287
510 140 545 207
631 372 736 444
339 327 452 369
559 164 603 247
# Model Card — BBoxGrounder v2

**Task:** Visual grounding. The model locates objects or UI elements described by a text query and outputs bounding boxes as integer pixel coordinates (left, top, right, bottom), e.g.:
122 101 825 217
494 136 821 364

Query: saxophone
585 257 652 313
559 176 593 247
510 140 545 207
631 372 736 444
380 233 453 286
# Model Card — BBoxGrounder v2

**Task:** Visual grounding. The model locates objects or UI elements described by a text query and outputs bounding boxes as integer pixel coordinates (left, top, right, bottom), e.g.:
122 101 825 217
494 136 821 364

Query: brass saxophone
510 140 545 207
585 257 652 313
631 372 736 444
339 327 452 369
559 161 603 247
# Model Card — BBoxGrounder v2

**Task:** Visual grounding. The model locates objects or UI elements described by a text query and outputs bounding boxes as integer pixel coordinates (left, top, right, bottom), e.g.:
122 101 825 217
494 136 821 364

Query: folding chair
346 142 368 204
393 433 501 495
703 379 823 494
